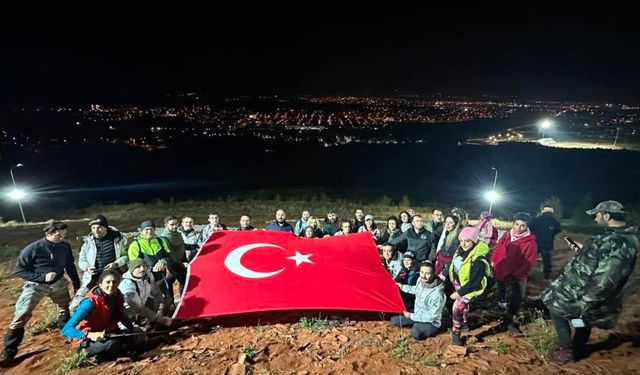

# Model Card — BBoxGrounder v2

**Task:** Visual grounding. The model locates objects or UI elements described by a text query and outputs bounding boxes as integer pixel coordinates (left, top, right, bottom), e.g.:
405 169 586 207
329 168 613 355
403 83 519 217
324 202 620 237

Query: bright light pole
487 167 499 213
9 163 27 223
540 119 552 139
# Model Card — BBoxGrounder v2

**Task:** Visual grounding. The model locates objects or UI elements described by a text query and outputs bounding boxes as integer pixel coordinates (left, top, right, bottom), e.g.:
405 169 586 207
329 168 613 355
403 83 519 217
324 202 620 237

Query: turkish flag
173 230 404 319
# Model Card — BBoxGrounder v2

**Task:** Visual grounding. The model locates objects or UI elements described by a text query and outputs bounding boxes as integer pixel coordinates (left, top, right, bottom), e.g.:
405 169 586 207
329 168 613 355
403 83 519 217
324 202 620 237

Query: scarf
510 228 531 242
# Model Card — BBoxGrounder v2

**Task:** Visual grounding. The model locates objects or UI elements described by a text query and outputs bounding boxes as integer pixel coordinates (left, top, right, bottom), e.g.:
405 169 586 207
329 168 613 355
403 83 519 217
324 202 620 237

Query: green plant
392 334 409 358
28 307 59 335
54 350 92 374
298 316 331 330
420 355 441 367
242 345 260 359
491 336 509 354
522 311 555 357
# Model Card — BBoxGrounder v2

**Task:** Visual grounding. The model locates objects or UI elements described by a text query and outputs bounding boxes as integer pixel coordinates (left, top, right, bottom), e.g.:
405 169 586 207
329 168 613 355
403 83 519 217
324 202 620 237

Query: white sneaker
498 301 507 310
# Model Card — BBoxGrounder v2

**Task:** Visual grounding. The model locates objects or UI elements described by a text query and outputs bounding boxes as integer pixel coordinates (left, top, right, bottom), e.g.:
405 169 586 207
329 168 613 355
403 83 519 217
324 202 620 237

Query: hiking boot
506 322 521 334
451 332 464 346
548 346 574 365
0 351 16 368
497 301 507 310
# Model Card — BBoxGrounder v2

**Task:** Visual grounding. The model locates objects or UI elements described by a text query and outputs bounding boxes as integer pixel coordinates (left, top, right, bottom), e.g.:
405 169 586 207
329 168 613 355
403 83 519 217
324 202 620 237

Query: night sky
2 8 639 104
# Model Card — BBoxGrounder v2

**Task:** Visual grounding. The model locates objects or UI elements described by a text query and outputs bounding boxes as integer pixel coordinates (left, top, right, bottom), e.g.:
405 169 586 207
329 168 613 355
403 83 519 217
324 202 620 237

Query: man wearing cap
70 215 128 312
118 258 172 327
529 204 562 280
491 212 538 333
1 221 81 367
543 200 638 364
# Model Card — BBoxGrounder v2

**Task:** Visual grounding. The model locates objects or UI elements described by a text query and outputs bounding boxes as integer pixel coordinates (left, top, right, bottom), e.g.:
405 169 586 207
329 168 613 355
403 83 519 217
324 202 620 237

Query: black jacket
387 227 435 262
529 212 562 250
14 238 81 289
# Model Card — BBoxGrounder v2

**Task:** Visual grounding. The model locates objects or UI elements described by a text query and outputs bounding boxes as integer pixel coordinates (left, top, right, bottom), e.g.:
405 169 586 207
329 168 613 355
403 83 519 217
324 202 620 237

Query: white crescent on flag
224 243 286 279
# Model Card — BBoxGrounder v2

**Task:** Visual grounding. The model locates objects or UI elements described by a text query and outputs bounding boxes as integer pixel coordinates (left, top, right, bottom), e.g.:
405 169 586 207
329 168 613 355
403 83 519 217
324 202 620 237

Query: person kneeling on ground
119 259 173 328
62 270 135 362
449 227 492 346
390 262 445 340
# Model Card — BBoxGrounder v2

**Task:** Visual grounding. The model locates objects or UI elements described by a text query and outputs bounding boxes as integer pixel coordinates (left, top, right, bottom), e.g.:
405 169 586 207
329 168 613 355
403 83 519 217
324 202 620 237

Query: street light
9 163 27 223
487 167 499 213
540 119 552 139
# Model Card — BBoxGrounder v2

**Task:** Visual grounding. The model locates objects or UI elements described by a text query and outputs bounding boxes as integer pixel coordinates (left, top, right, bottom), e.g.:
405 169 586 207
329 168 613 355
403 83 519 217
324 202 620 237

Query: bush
241 345 260 359
28 306 59 335
522 310 555 357
392 334 409 358
54 350 92 374
298 316 331 330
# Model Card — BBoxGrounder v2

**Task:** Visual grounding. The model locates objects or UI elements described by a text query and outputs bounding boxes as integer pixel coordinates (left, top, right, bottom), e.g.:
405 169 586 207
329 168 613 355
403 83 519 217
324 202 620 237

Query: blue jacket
265 221 294 233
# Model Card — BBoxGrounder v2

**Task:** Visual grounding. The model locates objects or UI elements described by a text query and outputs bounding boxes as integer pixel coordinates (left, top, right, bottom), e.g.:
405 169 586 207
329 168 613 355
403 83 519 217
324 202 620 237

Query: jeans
390 315 439 340
539 247 553 279
497 277 526 317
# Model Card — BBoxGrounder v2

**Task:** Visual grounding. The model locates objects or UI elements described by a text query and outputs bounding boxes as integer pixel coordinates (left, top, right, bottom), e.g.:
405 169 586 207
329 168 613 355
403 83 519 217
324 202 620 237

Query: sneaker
0 351 16 368
451 332 464 346
498 301 507 310
547 346 574 365
506 323 521 334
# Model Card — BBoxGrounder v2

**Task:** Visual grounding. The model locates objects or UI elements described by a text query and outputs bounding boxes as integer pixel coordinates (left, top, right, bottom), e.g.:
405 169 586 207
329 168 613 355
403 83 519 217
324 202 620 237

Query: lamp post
540 119 552 139
10 163 27 224
488 167 498 213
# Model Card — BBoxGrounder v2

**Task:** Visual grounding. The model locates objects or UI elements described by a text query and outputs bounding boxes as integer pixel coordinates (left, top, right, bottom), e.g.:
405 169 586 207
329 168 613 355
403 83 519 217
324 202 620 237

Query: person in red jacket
491 212 538 333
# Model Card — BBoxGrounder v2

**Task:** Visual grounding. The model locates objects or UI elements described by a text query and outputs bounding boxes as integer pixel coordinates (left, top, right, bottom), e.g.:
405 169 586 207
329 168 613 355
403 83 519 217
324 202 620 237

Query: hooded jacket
491 231 538 283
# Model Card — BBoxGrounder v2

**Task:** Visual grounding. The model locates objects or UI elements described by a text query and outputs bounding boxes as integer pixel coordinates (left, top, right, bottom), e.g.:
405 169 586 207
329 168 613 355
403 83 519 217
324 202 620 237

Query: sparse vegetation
54 350 92 374
392 334 409 358
298 316 332 330
491 336 509 354
420 355 441 367
28 306 59 335
0 244 20 259
241 345 260 359
522 310 556 357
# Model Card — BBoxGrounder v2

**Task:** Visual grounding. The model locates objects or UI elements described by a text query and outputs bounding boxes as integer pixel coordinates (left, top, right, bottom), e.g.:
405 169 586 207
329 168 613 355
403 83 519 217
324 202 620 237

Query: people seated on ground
294 210 311 236
399 211 412 232
70 215 128 313
179 216 200 260
395 251 420 310
425 208 444 245
379 216 402 244
301 216 324 238
127 221 175 311
236 214 255 231
1 221 81 367
265 209 295 232
491 212 537 333
322 211 339 236
119 259 173 328
156 215 188 302
351 209 366 233
333 220 352 236
542 200 638 365
358 214 382 243
449 227 492 346
476 210 498 247
200 212 227 244
391 262 445 340
528 204 562 280
381 245 402 278
383 214 434 263
61 270 135 362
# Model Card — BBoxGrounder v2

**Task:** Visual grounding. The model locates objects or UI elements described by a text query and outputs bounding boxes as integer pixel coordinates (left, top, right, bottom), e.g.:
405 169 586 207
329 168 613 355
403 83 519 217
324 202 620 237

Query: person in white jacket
390 262 445 340
118 258 172 327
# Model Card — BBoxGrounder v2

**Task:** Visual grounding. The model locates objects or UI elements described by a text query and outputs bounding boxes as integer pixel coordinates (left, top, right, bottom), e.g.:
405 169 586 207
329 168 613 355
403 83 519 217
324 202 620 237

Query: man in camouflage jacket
542 200 638 364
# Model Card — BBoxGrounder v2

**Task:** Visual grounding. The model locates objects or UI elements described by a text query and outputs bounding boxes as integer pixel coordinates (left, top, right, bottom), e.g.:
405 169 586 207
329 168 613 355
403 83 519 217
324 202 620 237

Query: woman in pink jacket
491 212 538 333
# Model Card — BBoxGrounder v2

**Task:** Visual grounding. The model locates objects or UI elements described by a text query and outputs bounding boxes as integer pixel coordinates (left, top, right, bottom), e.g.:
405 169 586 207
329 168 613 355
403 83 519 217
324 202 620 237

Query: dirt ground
0 226 638 375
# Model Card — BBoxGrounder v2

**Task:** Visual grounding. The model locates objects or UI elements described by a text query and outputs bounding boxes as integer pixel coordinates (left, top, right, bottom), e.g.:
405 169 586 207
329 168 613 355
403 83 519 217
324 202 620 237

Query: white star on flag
286 251 313 266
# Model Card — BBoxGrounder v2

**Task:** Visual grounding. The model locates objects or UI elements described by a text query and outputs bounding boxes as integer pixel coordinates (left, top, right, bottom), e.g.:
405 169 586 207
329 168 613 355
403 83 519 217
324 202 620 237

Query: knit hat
403 251 416 260
513 212 531 223
458 226 479 243
139 220 156 230
88 214 108 228
364 214 374 221
479 210 493 220
128 258 147 272
43 221 68 234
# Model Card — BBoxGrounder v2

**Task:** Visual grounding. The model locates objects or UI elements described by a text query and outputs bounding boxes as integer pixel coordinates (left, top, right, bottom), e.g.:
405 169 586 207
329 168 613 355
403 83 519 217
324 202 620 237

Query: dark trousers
81 337 131 362
497 277 526 318
550 312 591 351
539 247 553 279
390 315 439 340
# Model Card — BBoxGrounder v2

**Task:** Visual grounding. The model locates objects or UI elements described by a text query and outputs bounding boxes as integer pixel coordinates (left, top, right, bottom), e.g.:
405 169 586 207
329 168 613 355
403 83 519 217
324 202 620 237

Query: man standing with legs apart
1 222 81 367
543 201 638 364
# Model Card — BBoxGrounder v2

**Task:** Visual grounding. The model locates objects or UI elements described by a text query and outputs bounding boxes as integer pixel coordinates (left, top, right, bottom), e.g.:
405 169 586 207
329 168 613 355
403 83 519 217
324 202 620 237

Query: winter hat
403 251 416 260
128 258 147 272
88 214 109 228
458 226 479 243
479 211 493 220
139 220 156 230
364 214 374 221
513 212 531 223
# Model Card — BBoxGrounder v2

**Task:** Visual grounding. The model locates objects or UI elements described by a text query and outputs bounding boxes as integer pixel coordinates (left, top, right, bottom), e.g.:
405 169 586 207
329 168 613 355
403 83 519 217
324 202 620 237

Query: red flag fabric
173 230 404 319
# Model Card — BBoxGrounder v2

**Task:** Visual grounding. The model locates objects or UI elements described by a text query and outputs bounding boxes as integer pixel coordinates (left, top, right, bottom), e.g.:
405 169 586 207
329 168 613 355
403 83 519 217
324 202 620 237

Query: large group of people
0 200 636 367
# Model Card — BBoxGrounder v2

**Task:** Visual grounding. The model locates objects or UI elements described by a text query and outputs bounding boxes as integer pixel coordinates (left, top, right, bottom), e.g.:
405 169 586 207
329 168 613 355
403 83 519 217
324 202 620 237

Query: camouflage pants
9 278 71 330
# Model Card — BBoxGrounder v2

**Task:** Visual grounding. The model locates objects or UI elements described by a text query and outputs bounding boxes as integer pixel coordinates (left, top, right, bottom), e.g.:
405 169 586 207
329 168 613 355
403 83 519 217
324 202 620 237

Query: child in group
395 251 420 310
381 245 402 279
